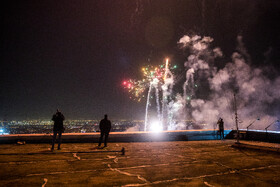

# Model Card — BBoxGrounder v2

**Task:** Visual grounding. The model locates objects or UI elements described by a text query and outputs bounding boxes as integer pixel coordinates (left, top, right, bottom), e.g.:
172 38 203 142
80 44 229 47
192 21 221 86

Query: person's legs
57 131 62 150
104 132 109 147
98 131 104 146
218 129 222 139
222 129 224 139
51 131 58 150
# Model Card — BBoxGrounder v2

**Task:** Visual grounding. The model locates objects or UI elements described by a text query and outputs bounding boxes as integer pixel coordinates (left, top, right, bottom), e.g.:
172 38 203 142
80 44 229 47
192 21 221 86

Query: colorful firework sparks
122 79 146 102
122 59 177 101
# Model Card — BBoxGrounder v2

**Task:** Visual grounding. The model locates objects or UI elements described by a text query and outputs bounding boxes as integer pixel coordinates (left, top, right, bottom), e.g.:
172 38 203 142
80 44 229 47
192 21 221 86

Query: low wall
227 130 280 143
0 129 231 144
2 130 279 144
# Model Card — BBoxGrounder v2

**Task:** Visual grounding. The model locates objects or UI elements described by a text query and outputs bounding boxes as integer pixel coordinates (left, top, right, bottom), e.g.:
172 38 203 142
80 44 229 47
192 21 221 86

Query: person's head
104 114 108 119
56 109 61 114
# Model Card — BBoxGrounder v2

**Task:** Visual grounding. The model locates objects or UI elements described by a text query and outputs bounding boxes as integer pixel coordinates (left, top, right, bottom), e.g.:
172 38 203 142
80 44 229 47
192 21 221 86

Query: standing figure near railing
51 109 65 151
217 118 224 140
98 114 111 147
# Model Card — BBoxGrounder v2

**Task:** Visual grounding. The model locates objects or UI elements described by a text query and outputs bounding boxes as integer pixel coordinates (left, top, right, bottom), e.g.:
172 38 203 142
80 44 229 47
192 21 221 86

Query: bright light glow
150 120 163 132
0 129 3 133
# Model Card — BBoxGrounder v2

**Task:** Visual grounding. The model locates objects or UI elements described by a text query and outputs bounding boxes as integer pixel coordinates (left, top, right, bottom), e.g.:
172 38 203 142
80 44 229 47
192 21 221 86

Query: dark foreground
0 140 280 186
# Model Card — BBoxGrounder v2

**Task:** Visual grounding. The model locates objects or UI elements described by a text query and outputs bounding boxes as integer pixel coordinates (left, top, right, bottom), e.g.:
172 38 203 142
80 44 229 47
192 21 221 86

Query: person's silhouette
217 118 224 139
98 114 111 147
51 109 65 151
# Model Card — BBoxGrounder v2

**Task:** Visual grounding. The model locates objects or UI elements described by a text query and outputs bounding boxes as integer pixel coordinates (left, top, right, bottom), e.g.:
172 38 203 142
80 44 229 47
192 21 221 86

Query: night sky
1 0 280 120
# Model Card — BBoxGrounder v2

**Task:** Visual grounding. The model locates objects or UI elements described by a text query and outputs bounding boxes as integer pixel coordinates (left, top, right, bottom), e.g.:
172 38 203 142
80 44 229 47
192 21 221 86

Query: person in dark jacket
98 114 111 147
217 118 224 139
51 109 65 151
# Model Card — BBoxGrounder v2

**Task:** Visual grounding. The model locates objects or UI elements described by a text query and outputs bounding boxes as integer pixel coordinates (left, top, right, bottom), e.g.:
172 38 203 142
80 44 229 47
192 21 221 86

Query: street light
246 118 260 131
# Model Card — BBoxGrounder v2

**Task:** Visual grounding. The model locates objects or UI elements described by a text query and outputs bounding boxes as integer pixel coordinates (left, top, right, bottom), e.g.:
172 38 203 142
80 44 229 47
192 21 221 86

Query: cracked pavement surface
0 140 280 186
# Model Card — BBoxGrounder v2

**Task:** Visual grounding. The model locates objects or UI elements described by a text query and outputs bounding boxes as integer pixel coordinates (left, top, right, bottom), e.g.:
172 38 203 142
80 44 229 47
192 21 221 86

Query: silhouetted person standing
51 109 65 151
217 118 224 139
98 114 111 147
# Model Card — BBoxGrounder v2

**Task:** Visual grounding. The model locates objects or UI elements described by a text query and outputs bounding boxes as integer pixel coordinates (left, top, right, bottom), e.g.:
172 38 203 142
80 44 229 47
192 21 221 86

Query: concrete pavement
0 140 280 186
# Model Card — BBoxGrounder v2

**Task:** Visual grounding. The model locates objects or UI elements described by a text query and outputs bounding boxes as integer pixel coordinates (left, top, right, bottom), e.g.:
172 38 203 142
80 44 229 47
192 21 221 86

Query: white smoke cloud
178 35 213 52
209 69 230 91
213 47 223 57
178 35 191 47
176 34 280 130
191 101 220 125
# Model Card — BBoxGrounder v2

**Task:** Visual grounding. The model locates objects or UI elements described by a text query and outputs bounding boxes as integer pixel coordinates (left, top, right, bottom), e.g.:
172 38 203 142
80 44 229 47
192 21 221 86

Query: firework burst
122 59 177 102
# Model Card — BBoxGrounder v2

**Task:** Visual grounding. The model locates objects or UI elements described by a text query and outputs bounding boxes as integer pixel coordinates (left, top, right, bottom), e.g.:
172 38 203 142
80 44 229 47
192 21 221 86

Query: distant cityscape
0 120 144 134
0 120 200 134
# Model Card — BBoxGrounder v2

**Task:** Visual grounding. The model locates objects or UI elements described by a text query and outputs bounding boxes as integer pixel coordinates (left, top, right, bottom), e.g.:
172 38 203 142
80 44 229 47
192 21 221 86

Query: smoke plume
177 34 280 130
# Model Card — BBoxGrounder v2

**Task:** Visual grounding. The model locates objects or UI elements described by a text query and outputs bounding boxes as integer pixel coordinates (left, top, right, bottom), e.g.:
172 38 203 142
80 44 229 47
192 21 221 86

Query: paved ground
239 140 280 149
0 140 280 186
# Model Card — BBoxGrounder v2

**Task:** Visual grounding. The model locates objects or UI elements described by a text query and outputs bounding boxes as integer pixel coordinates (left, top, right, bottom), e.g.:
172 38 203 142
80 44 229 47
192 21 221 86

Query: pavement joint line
114 160 213 170
122 164 280 186
0 160 76 165
108 164 149 184
242 164 280 171
22 163 172 178
213 161 232 169
25 168 108 177
0 159 210 169
23 163 177 179
107 154 149 184
117 163 170 170
204 181 215 187
107 155 117 159
0 158 106 165
0 150 125 155
6 161 280 183
72 153 81 160
123 171 233 186
41 178 48 187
